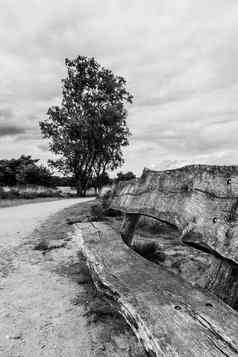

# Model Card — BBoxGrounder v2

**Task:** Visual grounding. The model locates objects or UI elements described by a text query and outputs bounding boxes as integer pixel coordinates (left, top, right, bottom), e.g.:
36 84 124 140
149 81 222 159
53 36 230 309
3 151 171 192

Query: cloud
38 142 49 152
0 0 238 174
0 108 13 120
0 124 25 137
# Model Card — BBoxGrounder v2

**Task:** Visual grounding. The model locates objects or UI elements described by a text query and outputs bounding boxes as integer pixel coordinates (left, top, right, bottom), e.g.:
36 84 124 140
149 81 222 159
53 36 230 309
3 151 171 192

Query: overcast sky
1 0 238 175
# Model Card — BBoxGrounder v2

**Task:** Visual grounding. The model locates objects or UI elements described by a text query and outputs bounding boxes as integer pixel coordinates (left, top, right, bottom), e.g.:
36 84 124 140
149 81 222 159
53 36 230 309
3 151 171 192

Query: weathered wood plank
121 165 238 198
111 166 238 265
110 165 238 308
74 222 238 357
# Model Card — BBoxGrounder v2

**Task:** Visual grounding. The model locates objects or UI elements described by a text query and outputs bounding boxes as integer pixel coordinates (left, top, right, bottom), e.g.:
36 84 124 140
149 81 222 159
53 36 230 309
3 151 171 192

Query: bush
0 187 6 198
101 189 113 210
0 187 20 199
100 188 121 217
90 202 104 220
115 171 136 183
0 155 54 187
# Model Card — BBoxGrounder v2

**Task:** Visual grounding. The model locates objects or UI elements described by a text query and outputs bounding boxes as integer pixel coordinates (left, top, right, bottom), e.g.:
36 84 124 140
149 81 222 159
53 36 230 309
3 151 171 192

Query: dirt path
0 198 94 357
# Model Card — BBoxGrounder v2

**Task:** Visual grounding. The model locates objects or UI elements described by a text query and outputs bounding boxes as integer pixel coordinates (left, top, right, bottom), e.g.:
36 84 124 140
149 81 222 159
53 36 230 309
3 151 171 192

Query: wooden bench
74 221 238 357
111 165 238 308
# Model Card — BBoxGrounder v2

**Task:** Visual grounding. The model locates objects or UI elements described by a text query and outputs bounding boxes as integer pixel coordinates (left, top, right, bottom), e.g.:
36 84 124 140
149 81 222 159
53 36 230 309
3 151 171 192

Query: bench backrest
110 165 238 265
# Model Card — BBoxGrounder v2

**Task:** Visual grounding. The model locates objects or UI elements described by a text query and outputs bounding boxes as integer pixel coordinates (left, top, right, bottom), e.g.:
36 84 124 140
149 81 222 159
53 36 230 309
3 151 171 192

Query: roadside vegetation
0 155 74 203
0 153 136 205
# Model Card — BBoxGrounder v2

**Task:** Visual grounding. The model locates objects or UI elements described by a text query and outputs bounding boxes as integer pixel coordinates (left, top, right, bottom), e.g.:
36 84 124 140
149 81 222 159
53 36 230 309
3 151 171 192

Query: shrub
100 188 121 217
0 187 20 199
90 203 104 220
0 187 6 198
101 189 113 210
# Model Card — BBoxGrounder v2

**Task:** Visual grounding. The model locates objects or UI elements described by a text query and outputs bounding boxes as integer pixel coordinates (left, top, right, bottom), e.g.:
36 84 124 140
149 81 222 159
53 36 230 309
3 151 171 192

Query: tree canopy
40 55 133 196
115 171 136 182
0 155 53 187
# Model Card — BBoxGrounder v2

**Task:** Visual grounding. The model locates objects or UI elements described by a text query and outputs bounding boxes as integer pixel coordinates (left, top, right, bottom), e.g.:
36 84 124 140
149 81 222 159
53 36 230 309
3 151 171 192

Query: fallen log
74 221 238 357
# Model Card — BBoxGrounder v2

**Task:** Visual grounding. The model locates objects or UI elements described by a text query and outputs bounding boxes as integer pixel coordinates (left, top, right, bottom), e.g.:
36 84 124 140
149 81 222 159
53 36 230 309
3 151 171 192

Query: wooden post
120 213 140 247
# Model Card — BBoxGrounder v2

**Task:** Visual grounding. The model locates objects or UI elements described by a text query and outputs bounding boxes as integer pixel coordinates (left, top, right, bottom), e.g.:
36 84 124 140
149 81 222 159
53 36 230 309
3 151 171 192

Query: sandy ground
0 198 94 357
0 198 145 357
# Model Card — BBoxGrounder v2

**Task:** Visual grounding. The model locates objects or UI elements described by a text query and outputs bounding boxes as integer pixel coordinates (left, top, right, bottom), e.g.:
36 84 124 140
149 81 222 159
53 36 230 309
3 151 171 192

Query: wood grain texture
74 222 238 357
111 165 238 265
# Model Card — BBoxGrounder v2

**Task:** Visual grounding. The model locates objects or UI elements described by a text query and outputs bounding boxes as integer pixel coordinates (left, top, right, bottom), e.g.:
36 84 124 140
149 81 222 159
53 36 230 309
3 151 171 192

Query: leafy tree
115 171 136 182
40 55 133 196
0 156 37 186
0 159 17 186
0 155 53 187
17 163 53 187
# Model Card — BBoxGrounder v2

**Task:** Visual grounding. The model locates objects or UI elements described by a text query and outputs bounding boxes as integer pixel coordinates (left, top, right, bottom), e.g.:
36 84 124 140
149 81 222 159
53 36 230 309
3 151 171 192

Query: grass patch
0 197 63 209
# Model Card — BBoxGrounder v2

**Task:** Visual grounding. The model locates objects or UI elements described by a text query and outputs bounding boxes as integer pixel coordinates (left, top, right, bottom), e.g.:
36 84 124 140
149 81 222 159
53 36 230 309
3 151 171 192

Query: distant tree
39 55 133 196
0 159 17 186
0 156 37 186
51 176 74 187
115 171 136 182
0 155 53 187
17 163 53 187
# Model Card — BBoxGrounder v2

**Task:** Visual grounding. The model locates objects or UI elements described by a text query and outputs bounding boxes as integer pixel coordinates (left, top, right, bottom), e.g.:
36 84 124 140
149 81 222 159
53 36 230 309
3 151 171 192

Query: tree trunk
74 168 91 197
76 178 86 197
76 183 83 197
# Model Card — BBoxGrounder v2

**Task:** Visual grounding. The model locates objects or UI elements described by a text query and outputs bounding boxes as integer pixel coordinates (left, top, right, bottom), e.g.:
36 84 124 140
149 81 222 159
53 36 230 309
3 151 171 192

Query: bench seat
74 221 238 357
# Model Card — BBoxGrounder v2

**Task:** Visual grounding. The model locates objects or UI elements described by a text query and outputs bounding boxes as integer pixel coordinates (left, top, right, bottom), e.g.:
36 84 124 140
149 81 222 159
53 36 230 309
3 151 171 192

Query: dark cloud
0 124 25 137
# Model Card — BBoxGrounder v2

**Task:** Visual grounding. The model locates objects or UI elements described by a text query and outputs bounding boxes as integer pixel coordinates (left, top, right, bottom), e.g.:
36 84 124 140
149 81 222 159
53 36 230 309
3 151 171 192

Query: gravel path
0 198 94 357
